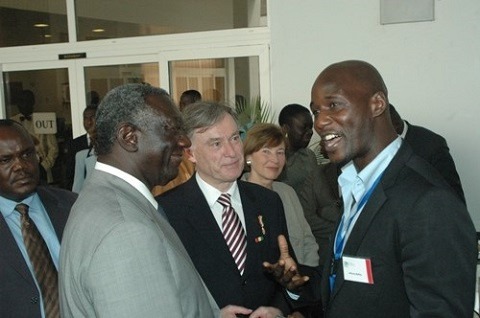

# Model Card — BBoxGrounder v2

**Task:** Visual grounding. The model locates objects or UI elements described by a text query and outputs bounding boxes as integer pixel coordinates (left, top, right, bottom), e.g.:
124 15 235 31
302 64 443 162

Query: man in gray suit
59 84 251 318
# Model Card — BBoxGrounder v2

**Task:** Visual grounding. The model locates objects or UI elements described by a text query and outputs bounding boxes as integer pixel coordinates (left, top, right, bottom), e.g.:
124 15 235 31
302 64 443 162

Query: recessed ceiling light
92 28 105 33
44 34 52 38
34 23 49 28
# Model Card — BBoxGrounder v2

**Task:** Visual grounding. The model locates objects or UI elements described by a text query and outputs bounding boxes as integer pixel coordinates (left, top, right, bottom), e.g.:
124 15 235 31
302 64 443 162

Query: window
0 0 68 47
75 0 267 42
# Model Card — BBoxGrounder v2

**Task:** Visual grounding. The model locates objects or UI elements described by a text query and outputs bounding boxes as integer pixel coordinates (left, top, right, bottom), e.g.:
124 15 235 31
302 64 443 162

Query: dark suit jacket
157 176 293 314
404 121 465 204
317 142 477 318
65 134 89 190
298 162 341 265
0 186 77 318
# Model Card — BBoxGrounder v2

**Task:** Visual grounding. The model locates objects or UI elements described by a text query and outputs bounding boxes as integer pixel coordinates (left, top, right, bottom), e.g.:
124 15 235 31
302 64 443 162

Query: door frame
1 43 270 138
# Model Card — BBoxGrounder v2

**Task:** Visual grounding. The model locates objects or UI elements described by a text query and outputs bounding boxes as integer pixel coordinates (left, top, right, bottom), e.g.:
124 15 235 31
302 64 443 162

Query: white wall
269 0 480 228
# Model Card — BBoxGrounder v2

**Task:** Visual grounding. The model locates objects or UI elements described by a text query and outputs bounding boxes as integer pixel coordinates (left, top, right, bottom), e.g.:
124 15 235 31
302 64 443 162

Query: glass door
160 44 270 107
0 46 269 189
1 61 74 187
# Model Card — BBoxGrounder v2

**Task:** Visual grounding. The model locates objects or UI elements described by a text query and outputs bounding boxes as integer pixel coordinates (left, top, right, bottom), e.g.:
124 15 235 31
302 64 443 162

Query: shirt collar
399 120 408 139
339 137 402 203
95 162 158 209
195 173 240 208
0 192 37 218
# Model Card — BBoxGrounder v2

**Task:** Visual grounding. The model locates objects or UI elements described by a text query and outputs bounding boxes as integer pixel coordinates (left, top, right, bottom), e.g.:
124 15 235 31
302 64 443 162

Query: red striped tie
218 194 247 275
16 203 59 318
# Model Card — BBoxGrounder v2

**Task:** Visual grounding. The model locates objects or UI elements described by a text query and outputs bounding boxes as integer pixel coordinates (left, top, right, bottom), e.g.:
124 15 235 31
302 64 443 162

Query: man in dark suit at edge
265 60 476 318
389 103 466 204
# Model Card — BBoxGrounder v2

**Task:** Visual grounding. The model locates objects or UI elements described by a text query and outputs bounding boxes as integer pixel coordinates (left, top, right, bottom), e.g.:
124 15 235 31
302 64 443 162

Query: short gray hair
182 101 239 139
95 83 175 155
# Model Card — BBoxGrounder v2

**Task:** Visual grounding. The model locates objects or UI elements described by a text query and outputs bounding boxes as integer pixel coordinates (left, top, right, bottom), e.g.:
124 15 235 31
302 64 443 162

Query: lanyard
334 171 384 259
329 171 384 291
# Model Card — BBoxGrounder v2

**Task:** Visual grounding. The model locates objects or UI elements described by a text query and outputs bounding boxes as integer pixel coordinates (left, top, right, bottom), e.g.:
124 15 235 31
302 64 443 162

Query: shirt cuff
286 289 300 300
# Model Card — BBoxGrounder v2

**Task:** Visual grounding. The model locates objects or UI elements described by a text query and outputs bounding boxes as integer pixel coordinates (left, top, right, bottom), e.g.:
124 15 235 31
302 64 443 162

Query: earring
285 132 288 138
246 159 252 166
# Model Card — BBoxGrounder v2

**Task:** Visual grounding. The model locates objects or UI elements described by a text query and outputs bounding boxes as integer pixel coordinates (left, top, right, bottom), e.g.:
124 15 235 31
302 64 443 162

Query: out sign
32 112 57 135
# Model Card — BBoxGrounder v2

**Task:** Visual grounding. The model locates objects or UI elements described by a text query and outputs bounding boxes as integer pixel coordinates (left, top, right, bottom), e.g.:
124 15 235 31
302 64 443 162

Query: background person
151 89 199 196
0 119 77 318
179 89 202 111
297 158 341 266
65 104 97 190
277 104 317 195
242 123 319 267
71 129 97 194
389 103 465 204
11 89 59 184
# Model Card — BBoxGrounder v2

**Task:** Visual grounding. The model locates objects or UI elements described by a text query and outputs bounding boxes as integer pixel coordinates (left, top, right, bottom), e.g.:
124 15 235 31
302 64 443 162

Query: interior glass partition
75 0 267 41
0 0 68 47
169 56 259 107
84 63 160 103
2 68 71 187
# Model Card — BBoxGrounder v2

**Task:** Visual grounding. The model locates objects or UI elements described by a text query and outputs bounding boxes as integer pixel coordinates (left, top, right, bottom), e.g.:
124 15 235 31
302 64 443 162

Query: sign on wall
380 0 434 25
32 112 57 134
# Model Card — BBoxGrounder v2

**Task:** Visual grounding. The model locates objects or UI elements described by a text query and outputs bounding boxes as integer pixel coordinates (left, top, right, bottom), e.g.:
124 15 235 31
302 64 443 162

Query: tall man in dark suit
157 102 298 317
389 104 466 204
268 60 477 317
0 119 77 318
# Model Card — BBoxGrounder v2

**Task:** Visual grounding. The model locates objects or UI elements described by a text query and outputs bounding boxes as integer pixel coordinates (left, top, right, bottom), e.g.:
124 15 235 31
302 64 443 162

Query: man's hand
220 305 252 318
249 306 282 318
263 235 309 291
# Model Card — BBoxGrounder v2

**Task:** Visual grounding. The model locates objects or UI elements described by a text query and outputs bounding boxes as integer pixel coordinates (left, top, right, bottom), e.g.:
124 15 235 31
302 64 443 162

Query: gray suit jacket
0 186 77 318
298 162 341 266
59 169 219 318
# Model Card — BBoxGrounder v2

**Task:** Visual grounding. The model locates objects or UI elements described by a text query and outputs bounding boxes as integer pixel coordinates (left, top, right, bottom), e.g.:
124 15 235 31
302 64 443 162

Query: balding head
315 60 388 105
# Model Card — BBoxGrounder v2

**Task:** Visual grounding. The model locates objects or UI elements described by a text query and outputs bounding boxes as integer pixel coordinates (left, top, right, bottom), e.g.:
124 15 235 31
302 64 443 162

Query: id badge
342 255 374 284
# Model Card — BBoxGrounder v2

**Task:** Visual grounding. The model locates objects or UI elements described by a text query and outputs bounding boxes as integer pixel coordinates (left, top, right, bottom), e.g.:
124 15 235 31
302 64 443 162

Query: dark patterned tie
15 203 59 318
218 194 247 275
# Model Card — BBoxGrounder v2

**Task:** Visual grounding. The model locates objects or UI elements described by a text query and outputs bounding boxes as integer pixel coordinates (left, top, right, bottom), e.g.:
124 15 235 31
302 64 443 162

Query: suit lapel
37 187 69 242
327 143 412 302
183 178 240 273
0 187 69 289
329 186 387 299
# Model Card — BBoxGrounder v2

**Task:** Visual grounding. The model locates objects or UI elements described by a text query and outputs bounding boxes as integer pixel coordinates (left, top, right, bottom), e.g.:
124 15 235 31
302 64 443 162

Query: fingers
263 261 286 279
277 235 297 273
277 234 290 259
286 274 310 291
